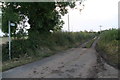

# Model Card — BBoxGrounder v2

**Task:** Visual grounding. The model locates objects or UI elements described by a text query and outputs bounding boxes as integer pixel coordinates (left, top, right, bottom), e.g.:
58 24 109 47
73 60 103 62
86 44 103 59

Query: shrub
2 31 96 61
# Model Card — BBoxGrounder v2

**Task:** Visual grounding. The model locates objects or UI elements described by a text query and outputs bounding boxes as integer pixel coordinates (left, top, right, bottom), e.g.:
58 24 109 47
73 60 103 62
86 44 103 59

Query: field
0 37 8 45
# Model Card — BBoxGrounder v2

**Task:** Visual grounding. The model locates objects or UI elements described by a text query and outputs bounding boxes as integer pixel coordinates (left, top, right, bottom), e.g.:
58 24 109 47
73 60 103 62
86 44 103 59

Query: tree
2 1 85 37
2 3 20 33
1 1 86 60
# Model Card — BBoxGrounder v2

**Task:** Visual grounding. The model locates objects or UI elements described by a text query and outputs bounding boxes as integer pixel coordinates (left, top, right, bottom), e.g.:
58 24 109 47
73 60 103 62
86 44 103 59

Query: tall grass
96 29 119 68
2 31 96 61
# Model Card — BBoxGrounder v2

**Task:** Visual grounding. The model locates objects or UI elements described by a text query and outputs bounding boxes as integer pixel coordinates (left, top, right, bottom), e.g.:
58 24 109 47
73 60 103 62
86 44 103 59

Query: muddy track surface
2 37 119 78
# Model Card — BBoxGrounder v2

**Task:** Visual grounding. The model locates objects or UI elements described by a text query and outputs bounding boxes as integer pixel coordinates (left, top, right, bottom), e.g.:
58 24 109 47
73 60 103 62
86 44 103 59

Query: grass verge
2 54 56 72
85 38 96 48
95 29 119 69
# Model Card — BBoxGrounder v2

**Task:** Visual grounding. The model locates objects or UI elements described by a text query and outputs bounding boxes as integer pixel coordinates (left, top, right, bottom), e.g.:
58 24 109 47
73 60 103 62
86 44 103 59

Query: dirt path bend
2 38 119 78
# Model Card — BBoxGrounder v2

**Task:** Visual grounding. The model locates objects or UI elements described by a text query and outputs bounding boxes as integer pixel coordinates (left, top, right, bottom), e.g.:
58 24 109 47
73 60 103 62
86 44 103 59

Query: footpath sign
8 21 16 60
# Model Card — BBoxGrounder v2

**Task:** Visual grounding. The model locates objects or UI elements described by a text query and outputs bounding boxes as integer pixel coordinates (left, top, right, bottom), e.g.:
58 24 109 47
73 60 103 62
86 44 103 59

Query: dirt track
2 38 119 78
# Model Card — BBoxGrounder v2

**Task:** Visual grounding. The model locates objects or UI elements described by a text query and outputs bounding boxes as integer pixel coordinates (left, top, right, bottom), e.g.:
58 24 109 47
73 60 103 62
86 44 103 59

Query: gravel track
2 38 119 78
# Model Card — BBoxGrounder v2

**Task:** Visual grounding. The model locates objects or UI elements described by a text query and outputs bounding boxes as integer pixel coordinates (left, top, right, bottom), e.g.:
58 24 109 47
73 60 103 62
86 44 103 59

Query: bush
2 31 96 61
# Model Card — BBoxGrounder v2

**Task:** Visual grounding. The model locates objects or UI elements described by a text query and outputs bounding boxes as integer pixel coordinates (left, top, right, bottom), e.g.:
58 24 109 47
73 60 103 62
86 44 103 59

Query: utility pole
68 13 70 32
99 25 102 33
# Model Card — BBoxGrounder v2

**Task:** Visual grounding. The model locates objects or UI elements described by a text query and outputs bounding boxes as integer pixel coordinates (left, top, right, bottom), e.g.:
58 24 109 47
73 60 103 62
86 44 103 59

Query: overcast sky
62 0 119 32
0 0 119 36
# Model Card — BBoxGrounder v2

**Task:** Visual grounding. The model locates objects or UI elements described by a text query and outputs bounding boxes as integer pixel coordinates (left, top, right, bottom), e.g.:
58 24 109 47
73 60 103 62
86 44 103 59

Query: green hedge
2 31 96 61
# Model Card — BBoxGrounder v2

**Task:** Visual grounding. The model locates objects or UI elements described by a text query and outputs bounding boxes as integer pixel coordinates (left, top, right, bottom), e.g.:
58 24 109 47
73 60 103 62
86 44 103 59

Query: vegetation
85 37 96 48
1 2 80 36
96 29 119 69
2 31 96 71
1 1 89 71
2 31 96 61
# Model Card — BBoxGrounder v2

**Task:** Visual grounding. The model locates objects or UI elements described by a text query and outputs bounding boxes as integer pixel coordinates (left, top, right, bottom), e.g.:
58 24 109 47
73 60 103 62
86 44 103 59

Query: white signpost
8 21 15 60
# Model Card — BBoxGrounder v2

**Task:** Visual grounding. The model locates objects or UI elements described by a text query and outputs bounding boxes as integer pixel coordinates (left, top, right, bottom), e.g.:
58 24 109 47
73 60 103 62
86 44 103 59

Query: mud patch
96 53 119 78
